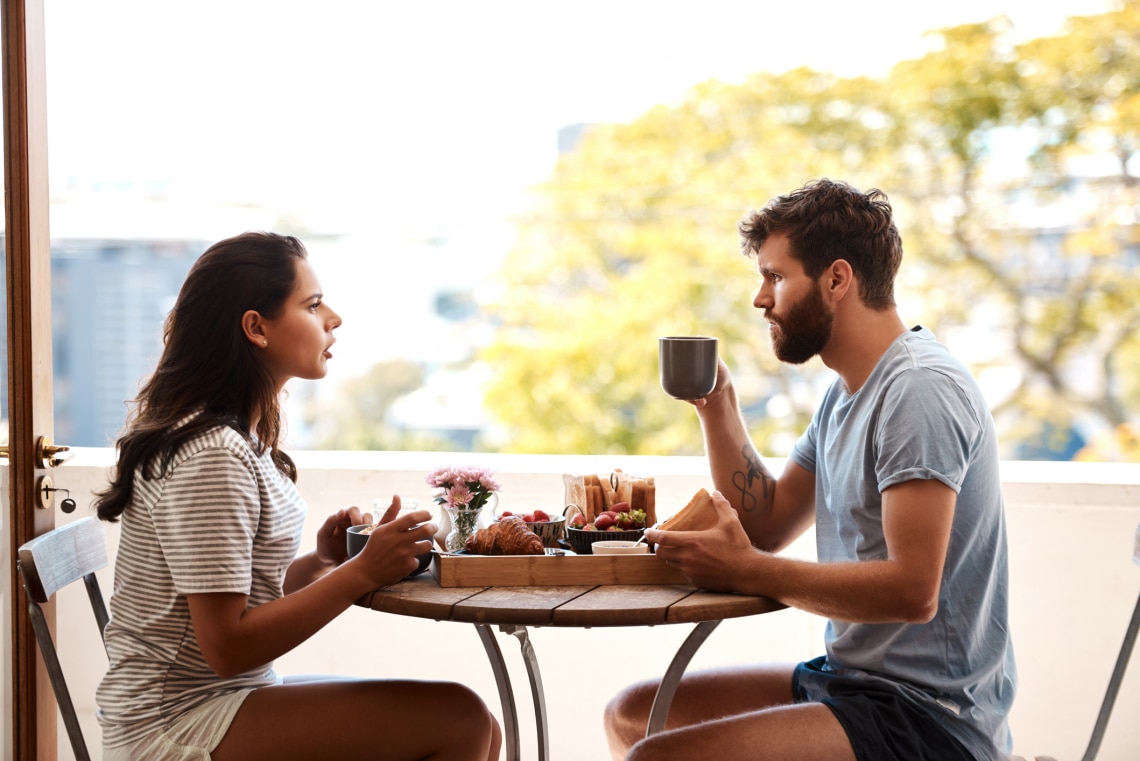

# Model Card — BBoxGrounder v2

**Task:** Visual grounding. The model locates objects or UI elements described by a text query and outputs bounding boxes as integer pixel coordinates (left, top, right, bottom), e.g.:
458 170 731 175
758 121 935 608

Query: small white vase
441 493 498 553
434 507 452 551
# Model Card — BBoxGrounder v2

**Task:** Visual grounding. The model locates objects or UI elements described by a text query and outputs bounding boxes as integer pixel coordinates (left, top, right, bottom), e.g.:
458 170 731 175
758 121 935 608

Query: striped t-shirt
96 423 307 749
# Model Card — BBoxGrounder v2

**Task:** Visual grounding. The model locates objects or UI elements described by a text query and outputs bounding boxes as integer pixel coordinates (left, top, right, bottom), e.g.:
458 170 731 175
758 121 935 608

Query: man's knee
625 732 684 761
605 679 658 728
605 678 663 758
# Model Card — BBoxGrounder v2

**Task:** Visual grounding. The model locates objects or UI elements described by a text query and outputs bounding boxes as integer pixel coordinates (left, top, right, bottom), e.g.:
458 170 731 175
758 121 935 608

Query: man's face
753 233 834 365
767 279 832 364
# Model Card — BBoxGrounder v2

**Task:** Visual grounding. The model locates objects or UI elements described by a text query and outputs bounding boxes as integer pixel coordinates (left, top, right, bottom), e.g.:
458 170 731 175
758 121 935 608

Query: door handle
0 437 73 467
0 439 77 510
36 436 72 468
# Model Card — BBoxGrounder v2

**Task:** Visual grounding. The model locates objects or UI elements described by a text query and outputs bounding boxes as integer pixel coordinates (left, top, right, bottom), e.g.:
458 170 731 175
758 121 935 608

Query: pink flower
426 464 500 510
425 466 461 488
447 483 473 507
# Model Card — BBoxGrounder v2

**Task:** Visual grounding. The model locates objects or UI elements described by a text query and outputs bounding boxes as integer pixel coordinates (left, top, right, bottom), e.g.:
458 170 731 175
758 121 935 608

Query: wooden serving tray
431 551 689 588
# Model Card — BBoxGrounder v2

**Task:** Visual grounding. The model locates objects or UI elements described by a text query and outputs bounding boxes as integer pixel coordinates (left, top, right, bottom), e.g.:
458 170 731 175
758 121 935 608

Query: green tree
881 5 1140 455
1012 0 1140 437
485 70 896 455
483 5 1140 460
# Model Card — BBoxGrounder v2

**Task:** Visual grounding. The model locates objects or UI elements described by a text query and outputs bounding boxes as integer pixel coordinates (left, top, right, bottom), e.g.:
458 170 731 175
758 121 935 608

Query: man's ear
825 259 855 303
242 309 267 347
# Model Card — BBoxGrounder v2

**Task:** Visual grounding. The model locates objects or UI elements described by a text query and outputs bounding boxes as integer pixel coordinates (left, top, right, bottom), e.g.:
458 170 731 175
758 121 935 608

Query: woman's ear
241 309 268 348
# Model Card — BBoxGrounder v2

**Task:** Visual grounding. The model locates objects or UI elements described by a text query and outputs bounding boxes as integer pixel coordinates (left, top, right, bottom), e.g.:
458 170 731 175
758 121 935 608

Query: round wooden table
359 574 784 761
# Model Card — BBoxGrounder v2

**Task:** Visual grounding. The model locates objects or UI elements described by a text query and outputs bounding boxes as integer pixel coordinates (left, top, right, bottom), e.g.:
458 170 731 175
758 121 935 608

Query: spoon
633 523 660 547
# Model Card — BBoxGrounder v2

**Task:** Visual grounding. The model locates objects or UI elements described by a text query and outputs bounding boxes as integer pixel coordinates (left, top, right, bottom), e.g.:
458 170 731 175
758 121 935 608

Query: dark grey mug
347 523 433 578
659 336 718 400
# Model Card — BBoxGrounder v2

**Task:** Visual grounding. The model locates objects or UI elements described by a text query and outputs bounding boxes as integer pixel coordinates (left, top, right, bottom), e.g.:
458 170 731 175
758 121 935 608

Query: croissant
465 516 545 556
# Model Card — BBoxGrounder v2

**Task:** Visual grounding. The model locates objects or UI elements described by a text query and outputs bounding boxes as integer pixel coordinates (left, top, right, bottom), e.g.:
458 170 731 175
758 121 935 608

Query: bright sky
39 0 1117 387
44 0 1113 240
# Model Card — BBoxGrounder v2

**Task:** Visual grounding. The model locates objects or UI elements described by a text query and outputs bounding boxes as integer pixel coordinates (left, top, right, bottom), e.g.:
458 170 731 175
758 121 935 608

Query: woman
95 231 501 760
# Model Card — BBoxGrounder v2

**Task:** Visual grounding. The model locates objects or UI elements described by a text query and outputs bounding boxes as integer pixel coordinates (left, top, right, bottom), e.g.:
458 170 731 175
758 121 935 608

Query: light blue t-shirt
789 326 1017 760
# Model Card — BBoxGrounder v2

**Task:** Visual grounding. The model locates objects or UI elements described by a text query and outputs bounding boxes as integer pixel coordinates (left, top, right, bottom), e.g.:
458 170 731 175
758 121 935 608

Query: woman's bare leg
211 677 501 761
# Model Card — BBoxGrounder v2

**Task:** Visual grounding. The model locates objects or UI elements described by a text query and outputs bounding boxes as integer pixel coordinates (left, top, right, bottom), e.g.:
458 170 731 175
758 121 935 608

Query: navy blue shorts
793 656 977 761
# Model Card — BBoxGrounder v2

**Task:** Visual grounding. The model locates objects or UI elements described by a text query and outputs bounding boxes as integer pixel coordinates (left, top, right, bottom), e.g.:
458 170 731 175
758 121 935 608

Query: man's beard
767 283 833 364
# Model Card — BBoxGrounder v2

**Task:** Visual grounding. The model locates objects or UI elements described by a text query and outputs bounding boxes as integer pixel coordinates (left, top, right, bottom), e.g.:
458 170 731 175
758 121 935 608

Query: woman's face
256 258 342 389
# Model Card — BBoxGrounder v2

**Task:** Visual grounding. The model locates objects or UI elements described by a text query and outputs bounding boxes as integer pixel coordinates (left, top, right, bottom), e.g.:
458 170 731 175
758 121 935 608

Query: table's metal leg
475 623 521 761
646 620 721 737
501 624 551 761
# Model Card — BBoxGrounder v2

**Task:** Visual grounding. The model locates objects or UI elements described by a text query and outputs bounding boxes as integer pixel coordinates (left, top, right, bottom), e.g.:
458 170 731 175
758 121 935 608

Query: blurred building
40 196 281 447
50 238 206 446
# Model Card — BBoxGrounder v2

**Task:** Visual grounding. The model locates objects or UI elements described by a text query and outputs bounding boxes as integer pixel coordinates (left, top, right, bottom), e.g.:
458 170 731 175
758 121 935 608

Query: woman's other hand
315 504 370 566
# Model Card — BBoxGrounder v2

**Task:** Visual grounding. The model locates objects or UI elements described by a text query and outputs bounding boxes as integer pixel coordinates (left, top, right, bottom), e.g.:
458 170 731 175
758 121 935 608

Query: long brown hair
95 231 305 522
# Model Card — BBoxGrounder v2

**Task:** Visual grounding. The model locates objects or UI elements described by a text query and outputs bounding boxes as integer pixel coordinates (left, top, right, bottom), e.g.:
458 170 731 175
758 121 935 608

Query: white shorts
103 689 253 761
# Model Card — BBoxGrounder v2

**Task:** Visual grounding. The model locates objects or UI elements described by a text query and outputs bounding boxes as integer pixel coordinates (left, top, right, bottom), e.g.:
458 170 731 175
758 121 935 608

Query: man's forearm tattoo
731 445 773 514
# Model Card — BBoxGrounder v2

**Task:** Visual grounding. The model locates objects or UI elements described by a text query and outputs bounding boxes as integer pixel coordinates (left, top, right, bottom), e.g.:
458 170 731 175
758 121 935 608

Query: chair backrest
16 517 110 761
1133 521 1139 567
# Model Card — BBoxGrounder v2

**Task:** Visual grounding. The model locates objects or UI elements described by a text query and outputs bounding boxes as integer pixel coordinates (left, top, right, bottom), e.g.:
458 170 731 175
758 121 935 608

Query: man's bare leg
628 702 855 761
605 664 854 761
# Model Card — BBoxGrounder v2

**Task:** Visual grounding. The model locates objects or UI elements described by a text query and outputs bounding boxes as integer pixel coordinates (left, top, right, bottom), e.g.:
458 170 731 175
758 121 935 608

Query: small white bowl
590 540 649 555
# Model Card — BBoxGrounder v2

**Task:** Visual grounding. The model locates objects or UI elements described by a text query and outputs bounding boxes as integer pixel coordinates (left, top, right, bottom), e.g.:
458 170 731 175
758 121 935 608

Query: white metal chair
1075 521 1140 761
1014 522 1140 761
16 517 110 761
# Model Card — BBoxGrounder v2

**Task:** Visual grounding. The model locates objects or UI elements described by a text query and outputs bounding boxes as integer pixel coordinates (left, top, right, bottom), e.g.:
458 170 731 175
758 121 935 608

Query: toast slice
659 488 717 531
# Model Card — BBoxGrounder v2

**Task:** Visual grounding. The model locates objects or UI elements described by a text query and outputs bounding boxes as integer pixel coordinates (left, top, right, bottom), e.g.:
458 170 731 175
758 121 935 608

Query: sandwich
658 488 718 532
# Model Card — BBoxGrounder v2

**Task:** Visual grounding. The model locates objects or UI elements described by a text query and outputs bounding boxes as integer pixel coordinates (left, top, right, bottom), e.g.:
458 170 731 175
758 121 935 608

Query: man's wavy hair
739 178 902 310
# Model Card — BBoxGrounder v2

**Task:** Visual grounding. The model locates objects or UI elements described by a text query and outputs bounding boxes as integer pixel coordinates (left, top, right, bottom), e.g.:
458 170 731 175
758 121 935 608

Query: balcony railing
26 450 1140 760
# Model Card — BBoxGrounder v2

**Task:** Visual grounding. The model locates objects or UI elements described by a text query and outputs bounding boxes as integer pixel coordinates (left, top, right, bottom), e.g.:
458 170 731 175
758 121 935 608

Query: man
605 179 1017 761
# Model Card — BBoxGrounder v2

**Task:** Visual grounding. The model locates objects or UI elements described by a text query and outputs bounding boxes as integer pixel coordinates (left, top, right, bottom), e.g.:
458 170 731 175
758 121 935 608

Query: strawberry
594 513 616 530
611 502 631 513
522 514 535 522
533 509 550 522
500 511 514 517
569 513 587 529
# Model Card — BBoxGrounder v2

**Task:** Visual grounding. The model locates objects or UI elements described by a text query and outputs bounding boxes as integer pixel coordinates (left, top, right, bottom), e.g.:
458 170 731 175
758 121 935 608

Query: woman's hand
353 497 437 587
315 504 370 567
